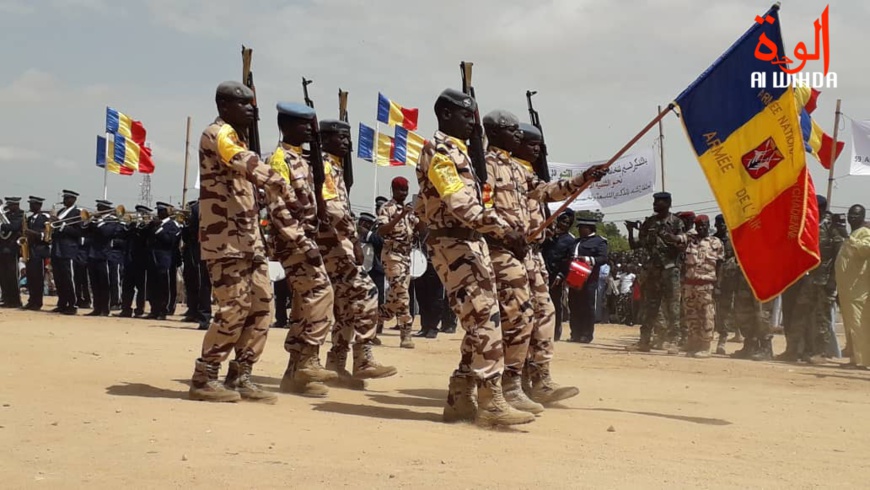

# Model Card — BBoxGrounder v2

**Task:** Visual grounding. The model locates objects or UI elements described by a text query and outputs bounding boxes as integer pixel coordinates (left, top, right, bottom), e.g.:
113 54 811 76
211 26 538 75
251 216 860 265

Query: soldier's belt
317 236 340 247
427 228 481 242
484 235 509 250
684 278 716 286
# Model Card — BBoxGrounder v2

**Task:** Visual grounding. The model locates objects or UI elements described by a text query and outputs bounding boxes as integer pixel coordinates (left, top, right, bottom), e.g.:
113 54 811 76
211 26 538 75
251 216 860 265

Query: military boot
521 361 533 396
729 331 744 343
279 347 333 398
443 374 478 423
225 360 277 404
750 336 774 361
663 342 680 355
476 375 536 428
502 371 544 415
625 333 652 352
325 348 366 390
352 343 398 379
399 324 415 349
189 359 241 403
715 333 728 355
528 362 580 405
775 330 801 362
730 338 756 359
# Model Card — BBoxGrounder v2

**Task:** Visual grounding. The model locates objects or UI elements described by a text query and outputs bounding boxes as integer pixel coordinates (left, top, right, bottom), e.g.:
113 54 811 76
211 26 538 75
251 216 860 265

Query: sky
0 0 867 223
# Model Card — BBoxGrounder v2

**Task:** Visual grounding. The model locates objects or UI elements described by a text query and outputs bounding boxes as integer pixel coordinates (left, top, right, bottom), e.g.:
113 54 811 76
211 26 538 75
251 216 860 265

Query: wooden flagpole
181 116 192 205
824 99 841 206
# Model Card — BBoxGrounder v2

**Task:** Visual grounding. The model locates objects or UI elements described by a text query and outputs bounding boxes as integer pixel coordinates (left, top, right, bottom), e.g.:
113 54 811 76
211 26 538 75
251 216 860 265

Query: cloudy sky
1 0 866 222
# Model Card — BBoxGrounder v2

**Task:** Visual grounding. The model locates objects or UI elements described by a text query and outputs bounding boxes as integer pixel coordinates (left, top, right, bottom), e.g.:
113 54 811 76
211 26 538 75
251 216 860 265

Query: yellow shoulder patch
322 159 338 200
428 152 464 197
216 124 247 166
267 147 290 183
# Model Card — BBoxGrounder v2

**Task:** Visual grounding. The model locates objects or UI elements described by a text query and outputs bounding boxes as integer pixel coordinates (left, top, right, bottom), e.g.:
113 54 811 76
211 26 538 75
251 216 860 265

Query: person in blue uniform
84 200 125 316
107 210 127 312
181 200 211 329
567 216 609 343
0 197 25 308
119 205 152 318
49 190 82 315
22 196 51 311
357 212 385 343
542 210 576 341
146 201 181 320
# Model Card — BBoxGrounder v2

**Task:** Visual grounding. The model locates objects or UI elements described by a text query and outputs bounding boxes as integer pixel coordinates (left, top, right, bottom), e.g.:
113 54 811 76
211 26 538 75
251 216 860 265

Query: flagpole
657 104 665 192
373 121 380 212
825 99 842 206
181 116 192 206
102 146 109 200
529 104 674 240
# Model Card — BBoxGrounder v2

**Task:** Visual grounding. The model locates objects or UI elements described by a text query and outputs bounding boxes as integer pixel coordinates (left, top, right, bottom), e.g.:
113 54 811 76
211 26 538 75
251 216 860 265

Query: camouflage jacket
514 158 549 244
810 212 846 287
684 235 724 283
316 152 357 242
415 131 509 238
637 213 686 269
198 118 312 261
377 199 419 255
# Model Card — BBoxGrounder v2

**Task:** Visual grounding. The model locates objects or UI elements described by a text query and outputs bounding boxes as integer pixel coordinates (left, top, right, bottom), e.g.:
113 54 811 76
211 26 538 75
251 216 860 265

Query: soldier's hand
624 220 638 230
582 164 608 182
304 247 323 267
353 241 364 265
504 230 528 260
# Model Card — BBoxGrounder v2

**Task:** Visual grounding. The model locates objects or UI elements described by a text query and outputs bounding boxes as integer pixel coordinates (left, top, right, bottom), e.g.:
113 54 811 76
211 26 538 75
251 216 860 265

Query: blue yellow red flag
376 93 418 131
673 5 819 301
358 123 375 161
96 135 133 176
106 107 147 145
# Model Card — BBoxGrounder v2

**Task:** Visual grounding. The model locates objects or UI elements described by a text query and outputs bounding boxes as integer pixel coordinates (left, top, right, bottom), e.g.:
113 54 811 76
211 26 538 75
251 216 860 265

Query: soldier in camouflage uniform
266 102 338 398
779 196 846 363
190 82 313 404
625 192 686 354
681 215 723 357
676 211 696 347
316 119 397 388
376 177 420 349
415 89 533 428
481 111 603 413
514 123 582 405
713 214 736 354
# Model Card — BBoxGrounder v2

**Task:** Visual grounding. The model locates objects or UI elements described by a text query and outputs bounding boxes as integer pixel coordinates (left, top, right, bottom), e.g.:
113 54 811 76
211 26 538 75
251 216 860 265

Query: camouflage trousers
525 251 555 365
640 265 681 343
732 282 767 341
489 247 536 376
319 236 378 352
280 246 335 354
199 257 272 365
429 236 504 380
790 279 835 357
682 283 715 348
380 249 412 330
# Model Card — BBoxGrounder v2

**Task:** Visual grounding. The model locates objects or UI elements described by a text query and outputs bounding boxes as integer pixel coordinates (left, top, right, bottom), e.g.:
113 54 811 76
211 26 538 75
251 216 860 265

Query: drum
361 243 375 273
410 248 428 279
268 261 286 282
566 259 593 289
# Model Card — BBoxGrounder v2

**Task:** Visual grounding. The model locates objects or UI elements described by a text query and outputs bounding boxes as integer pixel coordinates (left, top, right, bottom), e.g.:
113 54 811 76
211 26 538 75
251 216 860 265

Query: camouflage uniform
316 152 395 384
192 118 312 403
714 232 737 342
267 143 337 396
376 198 419 341
729 259 769 359
787 213 845 359
682 235 724 354
637 214 686 347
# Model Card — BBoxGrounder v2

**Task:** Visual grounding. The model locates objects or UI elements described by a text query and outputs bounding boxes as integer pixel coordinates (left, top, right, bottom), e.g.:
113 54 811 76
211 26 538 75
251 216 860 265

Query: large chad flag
674 5 819 301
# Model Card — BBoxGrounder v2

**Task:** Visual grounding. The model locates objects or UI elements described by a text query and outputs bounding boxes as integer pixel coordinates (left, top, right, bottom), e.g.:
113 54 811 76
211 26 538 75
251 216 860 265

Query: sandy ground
1 299 870 489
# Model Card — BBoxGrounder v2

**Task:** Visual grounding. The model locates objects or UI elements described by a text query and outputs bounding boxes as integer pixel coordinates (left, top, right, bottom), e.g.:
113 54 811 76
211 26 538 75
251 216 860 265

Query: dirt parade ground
2 302 870 489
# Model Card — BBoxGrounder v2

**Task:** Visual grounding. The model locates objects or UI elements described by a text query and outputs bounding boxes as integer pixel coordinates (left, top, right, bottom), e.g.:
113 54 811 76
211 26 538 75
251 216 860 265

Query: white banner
850 119 870 176
547 147 656 212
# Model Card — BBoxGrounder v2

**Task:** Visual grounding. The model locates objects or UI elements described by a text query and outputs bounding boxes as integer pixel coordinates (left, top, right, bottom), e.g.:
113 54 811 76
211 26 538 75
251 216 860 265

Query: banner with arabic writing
546 147 656 211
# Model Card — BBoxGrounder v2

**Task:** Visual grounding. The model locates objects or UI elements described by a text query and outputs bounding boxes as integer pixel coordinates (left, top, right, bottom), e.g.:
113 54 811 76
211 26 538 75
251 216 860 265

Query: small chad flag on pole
106 107 147 144
377 93 418 130
96 135 133 175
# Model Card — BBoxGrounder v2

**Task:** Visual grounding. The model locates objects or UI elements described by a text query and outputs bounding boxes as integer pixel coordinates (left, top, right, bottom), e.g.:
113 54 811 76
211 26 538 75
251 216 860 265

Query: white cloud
0 0 35 14
0 145 41 162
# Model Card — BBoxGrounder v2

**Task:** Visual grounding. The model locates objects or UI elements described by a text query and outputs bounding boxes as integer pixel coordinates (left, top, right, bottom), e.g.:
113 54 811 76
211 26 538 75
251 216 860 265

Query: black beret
483 110 519 127
436 88 477 112
320 119 351 133
653 192 672 201
215 81 254 101
519 123 543 141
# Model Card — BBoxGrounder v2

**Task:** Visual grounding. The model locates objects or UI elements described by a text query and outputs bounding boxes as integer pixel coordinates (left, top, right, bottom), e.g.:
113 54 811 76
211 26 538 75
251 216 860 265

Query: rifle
302 77 327 222
241 46 261 155
459 61 487 183
338 88 354 192
525 90 550 183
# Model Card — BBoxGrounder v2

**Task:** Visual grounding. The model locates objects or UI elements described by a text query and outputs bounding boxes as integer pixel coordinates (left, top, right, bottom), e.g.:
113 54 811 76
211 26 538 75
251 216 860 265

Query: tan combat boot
279 350 331 398
442 374 478 423
352 343 398 379
502 371 544 415
528 362 580 405
399 325 415 349
225 360 277 404
189 359 241 403
521 361 533 397
475 376 536 428
325 348 366 390
295 345 339 382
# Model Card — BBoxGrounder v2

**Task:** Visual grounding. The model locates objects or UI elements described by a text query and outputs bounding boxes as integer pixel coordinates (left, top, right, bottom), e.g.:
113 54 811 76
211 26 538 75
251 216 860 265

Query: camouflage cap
483 109 519 128
215 81 254 101
276 102 316 120
319 119 351 133
519 122 543 141
436 88 476 112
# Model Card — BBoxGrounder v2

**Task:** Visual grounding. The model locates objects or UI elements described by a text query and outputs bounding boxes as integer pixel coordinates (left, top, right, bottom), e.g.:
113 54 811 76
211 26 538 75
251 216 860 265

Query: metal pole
529 104 674 241
825 99 841 206
657 104 665 192
181 116 192 205
102 158 108 200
